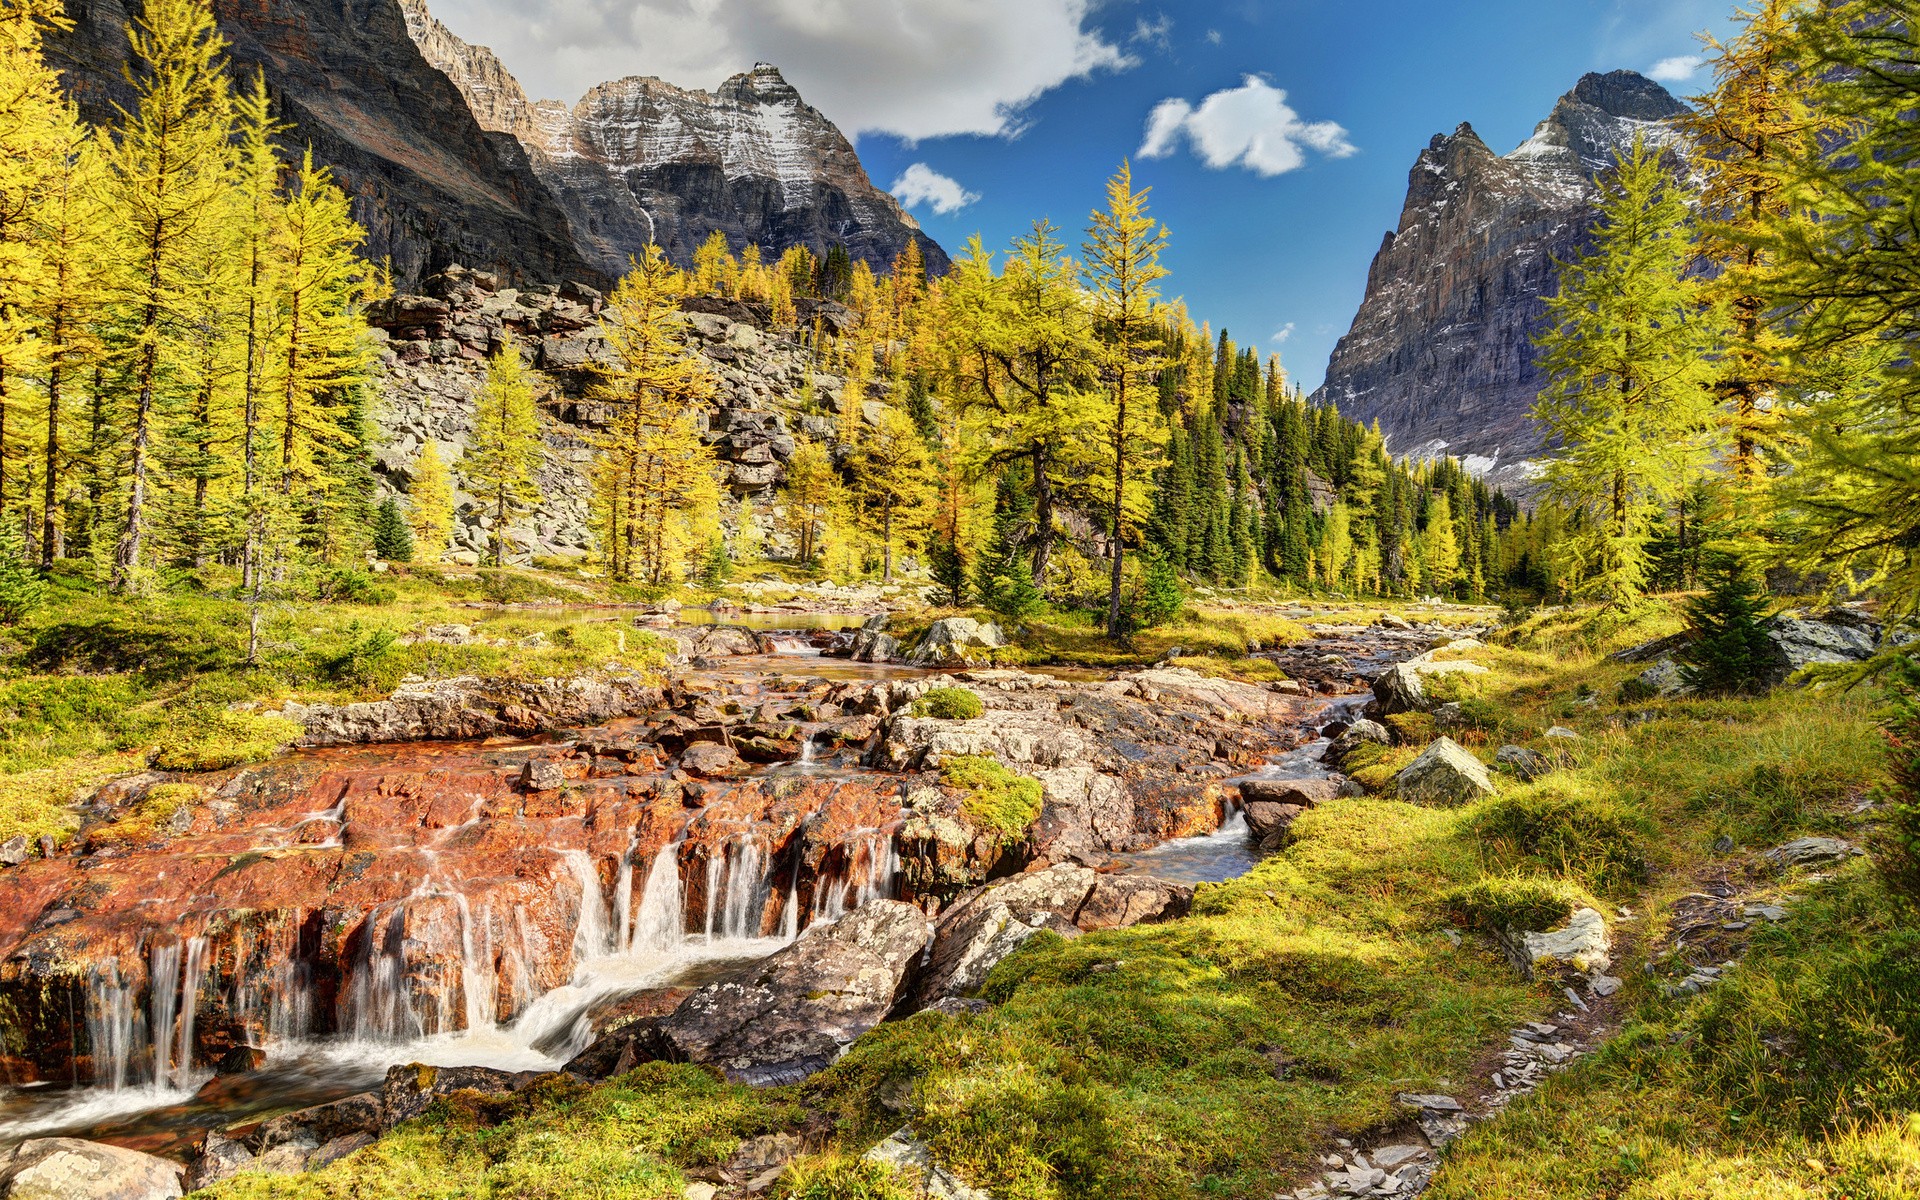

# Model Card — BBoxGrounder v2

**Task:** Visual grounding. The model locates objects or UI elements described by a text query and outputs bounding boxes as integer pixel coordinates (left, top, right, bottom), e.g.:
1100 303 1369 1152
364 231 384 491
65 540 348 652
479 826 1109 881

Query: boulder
906 618 1006 667
380 1064 547 1129
679 741 746 779
1325 719 1391 770
1076 874 1193 931
1393 738 1497 806
864 1128 990 1200
1238 778 1337 807
1370 662 1429 715
520 758 567 792
0 1139 183 1200
1494 745 1552 782
911 899 1078 1006
1242 802 1305 850
1127 668 1298 721
848 615 898 663
1030 766 1136 863
0 835 27 866
657 900 933 1084
1763 611 1881 683
1634 657 1691 698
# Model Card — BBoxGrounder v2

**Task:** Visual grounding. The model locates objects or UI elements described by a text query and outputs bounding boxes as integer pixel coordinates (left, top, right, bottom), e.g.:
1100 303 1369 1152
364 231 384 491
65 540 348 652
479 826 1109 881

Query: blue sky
432 0 1743 391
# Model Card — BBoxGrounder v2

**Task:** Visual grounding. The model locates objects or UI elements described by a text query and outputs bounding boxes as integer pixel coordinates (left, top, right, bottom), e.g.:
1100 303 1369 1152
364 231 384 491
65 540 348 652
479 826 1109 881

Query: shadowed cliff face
1316 71 1688 496
45 0 600 291
399 0 949 277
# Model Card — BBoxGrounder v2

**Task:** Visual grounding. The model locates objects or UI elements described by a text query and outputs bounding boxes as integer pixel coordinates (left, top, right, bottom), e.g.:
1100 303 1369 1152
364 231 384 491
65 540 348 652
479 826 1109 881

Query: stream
0 611 1381 1161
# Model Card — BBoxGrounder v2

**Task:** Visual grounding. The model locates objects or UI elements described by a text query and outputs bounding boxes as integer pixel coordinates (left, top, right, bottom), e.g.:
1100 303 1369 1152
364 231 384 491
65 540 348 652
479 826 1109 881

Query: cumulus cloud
1271 323 1295 345
891 163 980 215
1138 76 1355 176
428 0 1133 143
1647 54 1705 82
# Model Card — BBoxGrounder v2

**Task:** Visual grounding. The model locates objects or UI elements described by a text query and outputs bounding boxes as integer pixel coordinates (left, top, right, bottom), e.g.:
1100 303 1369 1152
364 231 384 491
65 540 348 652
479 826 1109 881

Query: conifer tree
591 245 719 584
371 496 413 562
851 404 931 582
782 439 837 567
102 0 234 589
406 438 453 562
1532 138 1723 605
1678 554 1774 695
463 335 543 567
230 71 287 588
1085 162 1170 636
1423 491 1461 596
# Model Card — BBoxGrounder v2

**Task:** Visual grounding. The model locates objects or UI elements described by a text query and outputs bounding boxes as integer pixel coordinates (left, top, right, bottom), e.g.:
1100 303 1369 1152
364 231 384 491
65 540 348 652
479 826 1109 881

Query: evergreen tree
1532 137 1724 605
102 0 235 589
974 473 1043 619
590 246 719 584
371 496 413 562
850 404 931 582
1677 555 1775 695
1137 545 1184 627
1084 162 1170 637
782 440 837 566
698 537 731 589
406 439 453 562
928 530 967 607
463 335 543 567
0 513 40 623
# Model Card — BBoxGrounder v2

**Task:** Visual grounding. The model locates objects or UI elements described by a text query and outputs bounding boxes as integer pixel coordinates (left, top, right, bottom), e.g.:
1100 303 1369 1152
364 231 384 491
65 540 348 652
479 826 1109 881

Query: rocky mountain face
46 0 596 290
368 265 873 564
399 0 948 277
1316 71 1690 494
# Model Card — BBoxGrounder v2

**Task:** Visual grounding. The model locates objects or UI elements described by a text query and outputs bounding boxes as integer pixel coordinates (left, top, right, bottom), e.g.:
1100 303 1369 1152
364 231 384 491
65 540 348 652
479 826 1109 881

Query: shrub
1439 875 1581 933
911 686 984 721
1677 555 1775 695
318 567 396 605
928 533 968 608
151 709 303 772
1136 549 1184 628
699 539 732 589
0 521 45 625
941 755 1043 840
1468 786 1649 893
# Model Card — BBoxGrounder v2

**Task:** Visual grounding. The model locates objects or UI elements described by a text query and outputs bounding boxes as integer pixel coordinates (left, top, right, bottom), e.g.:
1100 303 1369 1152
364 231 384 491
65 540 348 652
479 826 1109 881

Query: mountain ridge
1315 70 1690 494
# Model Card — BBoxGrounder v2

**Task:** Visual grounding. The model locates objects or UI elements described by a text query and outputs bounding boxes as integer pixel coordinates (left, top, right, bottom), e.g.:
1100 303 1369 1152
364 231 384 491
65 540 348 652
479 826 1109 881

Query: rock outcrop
655 900 933 1084
49 0 594 292
400 2 946 278
0 1138 183 1200
1393 737 1498 805
1316 72 1689 494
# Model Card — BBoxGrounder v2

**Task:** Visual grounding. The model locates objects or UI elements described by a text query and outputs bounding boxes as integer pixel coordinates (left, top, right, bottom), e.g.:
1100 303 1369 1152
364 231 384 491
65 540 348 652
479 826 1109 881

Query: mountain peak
1568 70 1691 122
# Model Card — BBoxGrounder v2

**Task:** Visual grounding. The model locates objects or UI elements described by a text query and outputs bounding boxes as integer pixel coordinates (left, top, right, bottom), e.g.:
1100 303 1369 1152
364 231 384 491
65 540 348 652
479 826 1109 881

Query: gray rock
0 1138 183 1199
1764 611 1881 683
380 1065 545 1129
1635 657 1691 698
0 835 27 866
295 675 664 747
1494 744 1551 782
679 742 746 779
1763 837 1857 868
907 618 1007 667
1544 726 1582 741
1369 662 1430 716
1325 719 1391 770
1393 738 1497 806
1510 907 1611 979
1395 1093 1464 1112
1239 778 1338 808
863 1128 990 1200
520 758 567 792
186 1132 254 1190
658 900 933 1083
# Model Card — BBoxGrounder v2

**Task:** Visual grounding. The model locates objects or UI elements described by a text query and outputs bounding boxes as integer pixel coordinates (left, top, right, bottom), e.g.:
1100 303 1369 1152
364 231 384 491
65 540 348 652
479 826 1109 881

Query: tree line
1529 0 1920 622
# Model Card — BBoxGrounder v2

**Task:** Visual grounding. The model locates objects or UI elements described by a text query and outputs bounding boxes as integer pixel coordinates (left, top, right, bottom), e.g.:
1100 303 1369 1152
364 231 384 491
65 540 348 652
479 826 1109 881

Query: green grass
941 755 1044 840
910 686 984 721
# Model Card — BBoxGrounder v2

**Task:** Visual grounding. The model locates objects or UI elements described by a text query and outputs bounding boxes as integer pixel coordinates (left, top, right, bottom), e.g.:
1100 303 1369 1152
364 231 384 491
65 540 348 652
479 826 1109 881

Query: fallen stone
1242 801 1305 850
380 1064 546 1129
1514 907 1612 979
520 758 567 792
1635 657 1691 698
1744 903 1789 922
1396 1093 1464 1112
185 1132 254 1191
1076 873 1192 931
1493 744 1551 782
906 619 1006 667
863 1127 990 1200
1369 662 1429 716
1325 720 1391 770
1763 611 1881 684
1369 1145 1425 1169
1239 778 1338 808
0 1138 183 1199
0 835 27 866
1544 726 1582 742
1763 837 1857 869
1590 974 1623 997
658 900 933 1083
1393 738 1497 806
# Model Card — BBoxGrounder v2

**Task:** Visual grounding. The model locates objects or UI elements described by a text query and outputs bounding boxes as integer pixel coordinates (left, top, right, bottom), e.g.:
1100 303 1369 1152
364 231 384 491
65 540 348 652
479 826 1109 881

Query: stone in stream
1240 778 1337 849
1393 738 1497 806
1324 719 1391 771
678 741 746 778
656 900 934 1084
1368 662 1429 716
380 1065 549 1130
0 1138 183 1199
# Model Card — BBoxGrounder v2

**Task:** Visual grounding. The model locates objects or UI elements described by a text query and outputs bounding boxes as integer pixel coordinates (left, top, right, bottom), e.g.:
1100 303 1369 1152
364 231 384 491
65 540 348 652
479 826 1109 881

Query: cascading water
628 842 685 954
813 830 900 922
85 958 136 1091
565 850 615 967
170 938 207 1092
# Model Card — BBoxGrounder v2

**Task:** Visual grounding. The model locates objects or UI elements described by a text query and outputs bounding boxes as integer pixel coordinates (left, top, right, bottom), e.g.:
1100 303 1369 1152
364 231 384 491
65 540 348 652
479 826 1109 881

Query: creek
0 613 1381 1162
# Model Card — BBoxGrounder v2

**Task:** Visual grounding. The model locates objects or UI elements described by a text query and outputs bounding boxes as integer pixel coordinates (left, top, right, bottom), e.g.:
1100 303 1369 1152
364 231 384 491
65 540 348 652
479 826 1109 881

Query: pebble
1744 904 1788 922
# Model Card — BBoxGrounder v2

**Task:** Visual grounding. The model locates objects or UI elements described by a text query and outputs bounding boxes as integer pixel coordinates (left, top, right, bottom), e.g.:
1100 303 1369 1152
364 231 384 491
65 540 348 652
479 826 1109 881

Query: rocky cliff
368 266 873 564
399 0 948 277
45 0 596 291
1315 72 1689 494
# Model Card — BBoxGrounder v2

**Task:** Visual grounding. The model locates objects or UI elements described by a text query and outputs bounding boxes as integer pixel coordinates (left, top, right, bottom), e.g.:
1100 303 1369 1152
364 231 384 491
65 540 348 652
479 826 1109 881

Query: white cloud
891 163 980 215
1131 15 1173 52
1138 76 1355 177
427 0 1133 143
1205 29 1223 46
1647 53 1705 82
1271 323 1295 344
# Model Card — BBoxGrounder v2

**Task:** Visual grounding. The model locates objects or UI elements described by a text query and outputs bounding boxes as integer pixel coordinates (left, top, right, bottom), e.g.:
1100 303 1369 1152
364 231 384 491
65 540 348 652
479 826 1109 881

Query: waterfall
565 851 613 968
344 904 422 1042
147 942 180 1088
702 849 724 943
612 835 637 951
720 840 768 940
267 957 314 1045
814 831 899 923
781 876 799 942
457 895 497 1033
86 958 136 1091
629 842 685 955
852 834 899 908
170 937 207 1090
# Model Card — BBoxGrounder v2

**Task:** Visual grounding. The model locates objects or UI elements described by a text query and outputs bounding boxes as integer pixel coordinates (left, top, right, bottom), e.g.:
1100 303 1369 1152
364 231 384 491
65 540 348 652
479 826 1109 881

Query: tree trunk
113 332 161 590
41 341 61 567
882 503 894 582
1029 443 1054 588
1106 381 1128 638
